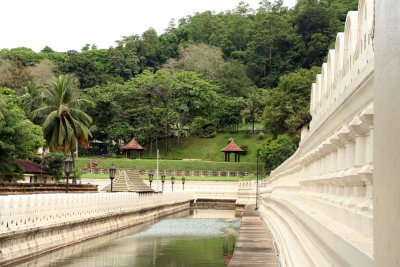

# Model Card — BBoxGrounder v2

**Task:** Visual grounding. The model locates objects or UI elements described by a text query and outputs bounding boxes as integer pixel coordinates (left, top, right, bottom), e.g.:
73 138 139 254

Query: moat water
19 209 240 267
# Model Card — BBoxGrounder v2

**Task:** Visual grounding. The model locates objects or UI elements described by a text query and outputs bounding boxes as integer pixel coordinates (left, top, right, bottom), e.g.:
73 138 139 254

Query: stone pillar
374 1 400 265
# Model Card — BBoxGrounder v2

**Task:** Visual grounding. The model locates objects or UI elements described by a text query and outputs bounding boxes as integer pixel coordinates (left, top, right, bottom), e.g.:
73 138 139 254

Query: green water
19 209 240 267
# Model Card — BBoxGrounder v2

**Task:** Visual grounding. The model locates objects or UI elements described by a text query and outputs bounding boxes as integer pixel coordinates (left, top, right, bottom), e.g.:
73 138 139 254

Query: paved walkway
229 205 278 267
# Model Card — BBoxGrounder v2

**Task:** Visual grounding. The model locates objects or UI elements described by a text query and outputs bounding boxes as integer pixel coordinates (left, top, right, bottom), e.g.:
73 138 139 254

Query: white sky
0 0 297 52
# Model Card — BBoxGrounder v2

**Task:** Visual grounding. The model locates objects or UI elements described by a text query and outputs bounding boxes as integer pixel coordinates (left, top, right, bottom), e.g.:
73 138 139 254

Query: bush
190 117 216 137
259 134 297 173
240 145 248 155
42 152 65 182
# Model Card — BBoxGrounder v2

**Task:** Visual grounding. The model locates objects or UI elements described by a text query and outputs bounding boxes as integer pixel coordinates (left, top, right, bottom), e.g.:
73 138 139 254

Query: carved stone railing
259 1 375 266
84 168 251 177
0 192 194 233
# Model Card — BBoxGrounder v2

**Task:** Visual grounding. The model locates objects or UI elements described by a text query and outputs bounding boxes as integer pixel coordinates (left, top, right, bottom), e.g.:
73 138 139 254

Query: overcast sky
1 0 297 52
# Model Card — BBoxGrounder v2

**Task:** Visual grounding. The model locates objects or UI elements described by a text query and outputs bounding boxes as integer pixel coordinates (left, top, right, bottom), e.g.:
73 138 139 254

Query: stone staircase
102 169 154 193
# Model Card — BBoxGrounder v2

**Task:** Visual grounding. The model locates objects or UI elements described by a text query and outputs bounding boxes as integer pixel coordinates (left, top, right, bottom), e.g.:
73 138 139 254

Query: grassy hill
141 133 266 163
77 133 266 178
76 158 257 173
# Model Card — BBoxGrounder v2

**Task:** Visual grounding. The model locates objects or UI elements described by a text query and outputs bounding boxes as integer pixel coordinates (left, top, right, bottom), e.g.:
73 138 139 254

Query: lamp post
161 175 165 192
109 164 116 192
182 177 186 191
171 176 175 191
64 157 73 193
149 173 154 188
255 149 260 210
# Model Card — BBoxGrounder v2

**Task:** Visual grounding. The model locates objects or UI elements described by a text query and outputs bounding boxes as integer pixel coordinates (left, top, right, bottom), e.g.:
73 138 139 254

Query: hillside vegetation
141 133 266 162
78 133 264 173
76 158 256 173
0 0 357 181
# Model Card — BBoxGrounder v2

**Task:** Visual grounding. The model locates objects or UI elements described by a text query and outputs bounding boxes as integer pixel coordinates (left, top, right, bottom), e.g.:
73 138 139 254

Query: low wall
0 192 194 266
0 183 98 195
84 168 252 177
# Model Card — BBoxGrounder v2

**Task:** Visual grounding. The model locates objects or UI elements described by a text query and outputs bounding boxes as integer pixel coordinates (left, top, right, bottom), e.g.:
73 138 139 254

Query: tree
246 11 301 87
59 50 110 88
27 59 57 86
32 75 93 158
42 152 64 182
262 67 319 136
259 134 297 173
177 43 225 81
138 28 161 69
213 96 246 130
184 11 219 43
0 97 5 120
20 81 45 124
176 43 253 97
0 47 45 66
241 90 264 133
0 58 32 90
109 35 141 81
0 87 45 181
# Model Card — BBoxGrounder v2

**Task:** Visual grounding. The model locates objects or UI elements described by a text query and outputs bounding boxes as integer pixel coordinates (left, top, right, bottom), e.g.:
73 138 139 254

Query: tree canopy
0 87 45 181
0 0 357 171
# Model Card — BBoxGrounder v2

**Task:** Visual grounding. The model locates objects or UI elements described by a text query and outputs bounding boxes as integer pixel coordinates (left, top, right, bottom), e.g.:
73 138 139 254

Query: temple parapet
307 0 374 143
260 1 375 266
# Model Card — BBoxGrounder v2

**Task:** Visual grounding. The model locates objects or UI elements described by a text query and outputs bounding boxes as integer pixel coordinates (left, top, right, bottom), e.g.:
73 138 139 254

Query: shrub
259 134 297 173
42 152 65 182
240 145 248 155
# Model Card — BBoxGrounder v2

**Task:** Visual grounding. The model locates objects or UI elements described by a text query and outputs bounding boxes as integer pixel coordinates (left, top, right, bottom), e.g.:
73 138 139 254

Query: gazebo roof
122 138 144 150
221 140 244 152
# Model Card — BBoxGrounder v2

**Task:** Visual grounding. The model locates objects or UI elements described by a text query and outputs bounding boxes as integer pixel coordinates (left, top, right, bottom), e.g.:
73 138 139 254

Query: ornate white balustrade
307 0 374 143
0 192 194 233
260 1 375 266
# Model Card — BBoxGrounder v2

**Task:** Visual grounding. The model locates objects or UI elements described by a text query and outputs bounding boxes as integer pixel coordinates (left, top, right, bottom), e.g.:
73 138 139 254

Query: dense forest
0 0 358 178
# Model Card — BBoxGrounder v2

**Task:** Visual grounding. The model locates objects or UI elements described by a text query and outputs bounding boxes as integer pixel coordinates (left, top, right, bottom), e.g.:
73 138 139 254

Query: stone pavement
229 204 278 267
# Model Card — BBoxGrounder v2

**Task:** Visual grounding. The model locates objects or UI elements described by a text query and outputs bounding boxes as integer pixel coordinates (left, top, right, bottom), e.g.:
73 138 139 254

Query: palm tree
33 75 93 158
20 81 45 123
241 91 264 133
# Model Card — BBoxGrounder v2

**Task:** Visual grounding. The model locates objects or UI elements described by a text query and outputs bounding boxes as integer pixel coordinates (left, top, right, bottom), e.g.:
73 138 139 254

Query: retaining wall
0 192 194 266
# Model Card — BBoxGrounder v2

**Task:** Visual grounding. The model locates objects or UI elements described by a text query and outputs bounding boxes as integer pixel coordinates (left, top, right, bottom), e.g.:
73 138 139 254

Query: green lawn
77 133 267 175
139 133 267 162
81 172 255 182
76 158 257 172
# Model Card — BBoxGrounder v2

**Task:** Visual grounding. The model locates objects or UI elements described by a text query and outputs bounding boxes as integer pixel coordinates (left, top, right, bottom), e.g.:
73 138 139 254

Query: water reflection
19 209 240 267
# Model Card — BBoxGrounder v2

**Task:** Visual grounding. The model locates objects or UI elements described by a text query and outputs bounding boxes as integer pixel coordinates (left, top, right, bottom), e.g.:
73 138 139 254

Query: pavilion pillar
238 153 240 162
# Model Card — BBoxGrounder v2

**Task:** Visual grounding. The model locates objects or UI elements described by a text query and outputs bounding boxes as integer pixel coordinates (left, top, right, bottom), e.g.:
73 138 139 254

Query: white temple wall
373 0 400 265
260 1 376 266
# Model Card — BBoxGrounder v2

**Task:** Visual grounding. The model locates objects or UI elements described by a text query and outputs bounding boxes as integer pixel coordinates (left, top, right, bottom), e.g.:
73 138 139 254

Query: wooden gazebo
221 140 244 162
122 138 145 158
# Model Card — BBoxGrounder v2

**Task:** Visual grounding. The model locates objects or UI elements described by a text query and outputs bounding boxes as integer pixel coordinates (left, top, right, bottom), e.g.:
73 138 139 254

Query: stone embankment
0 192 194 266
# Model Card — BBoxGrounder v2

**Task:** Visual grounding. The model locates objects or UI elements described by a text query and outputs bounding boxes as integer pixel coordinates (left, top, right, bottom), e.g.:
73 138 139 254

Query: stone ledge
260 194 373 266
0 200 192 266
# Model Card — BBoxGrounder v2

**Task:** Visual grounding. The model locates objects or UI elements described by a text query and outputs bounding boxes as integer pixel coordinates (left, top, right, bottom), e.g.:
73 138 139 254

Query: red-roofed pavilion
221 140 244 162
122 138 145 159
